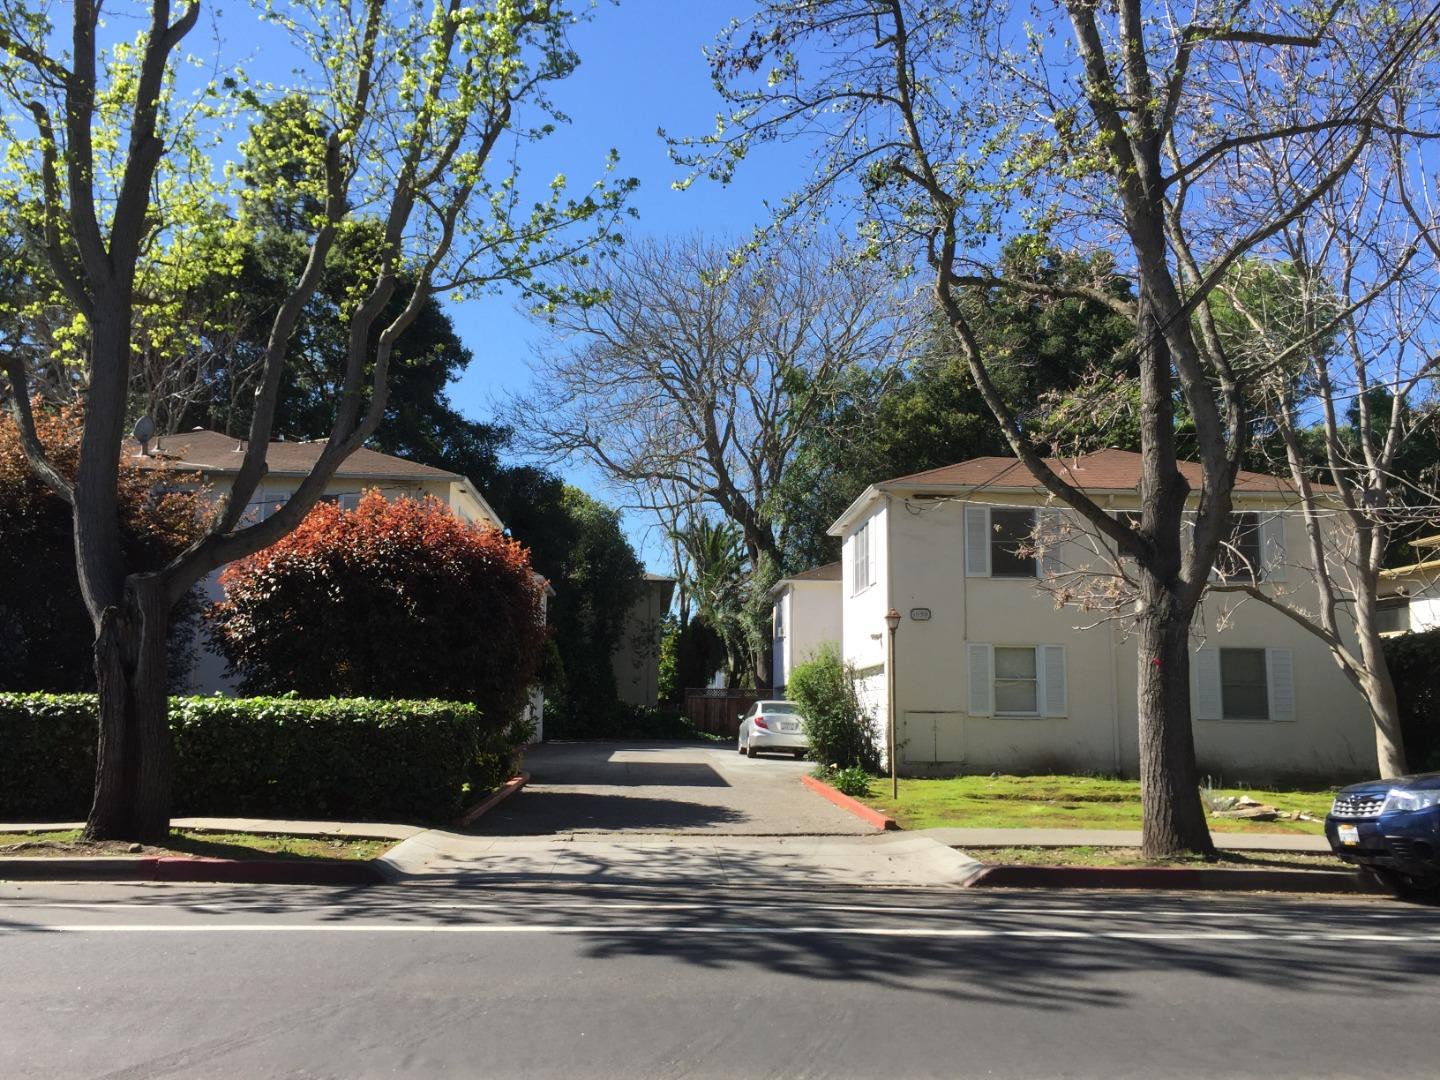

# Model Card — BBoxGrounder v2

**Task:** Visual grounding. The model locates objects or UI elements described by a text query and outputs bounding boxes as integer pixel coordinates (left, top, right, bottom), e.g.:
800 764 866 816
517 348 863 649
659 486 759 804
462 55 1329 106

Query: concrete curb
0 855 387 886
452 773 529 829
967 863 1374 894
800 775 897 831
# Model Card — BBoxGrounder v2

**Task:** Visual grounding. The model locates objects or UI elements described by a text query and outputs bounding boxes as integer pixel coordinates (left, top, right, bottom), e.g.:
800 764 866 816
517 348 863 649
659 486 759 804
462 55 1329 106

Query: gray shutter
1039 509 1064 579
967 643 993 716
965 505 990 577
1267 648 1295 721
1194 647 1222 720
1041 645 1067 717
1261 514 1286 582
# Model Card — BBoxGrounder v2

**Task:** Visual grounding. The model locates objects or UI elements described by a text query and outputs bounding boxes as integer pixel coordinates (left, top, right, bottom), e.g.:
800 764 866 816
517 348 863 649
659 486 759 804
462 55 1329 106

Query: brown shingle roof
886 449 1322 495
126 429 460 481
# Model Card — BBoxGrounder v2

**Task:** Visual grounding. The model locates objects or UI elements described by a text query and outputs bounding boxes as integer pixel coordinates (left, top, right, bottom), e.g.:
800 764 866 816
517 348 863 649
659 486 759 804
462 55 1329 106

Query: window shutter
1041 645 1067 717
1261 514 1286 582
965 505 990 577
1039 509 1064 579
868 517 878 588
1267 648 1295 721
967 643 993 716
1194 648 1222 720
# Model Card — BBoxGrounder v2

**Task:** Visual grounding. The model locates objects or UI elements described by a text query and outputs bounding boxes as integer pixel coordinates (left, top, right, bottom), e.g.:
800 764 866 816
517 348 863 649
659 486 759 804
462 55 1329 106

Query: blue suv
1326 772 1440 900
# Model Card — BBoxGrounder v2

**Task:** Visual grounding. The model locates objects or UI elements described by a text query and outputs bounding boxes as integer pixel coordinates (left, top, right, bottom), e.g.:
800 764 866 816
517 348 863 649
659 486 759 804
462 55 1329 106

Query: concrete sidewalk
379 831 985 888
921 827 1330 853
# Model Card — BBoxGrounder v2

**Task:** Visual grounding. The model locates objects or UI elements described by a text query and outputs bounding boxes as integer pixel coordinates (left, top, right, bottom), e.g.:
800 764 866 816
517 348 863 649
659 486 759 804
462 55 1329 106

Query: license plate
779 721 798 732
1338 824 1360 846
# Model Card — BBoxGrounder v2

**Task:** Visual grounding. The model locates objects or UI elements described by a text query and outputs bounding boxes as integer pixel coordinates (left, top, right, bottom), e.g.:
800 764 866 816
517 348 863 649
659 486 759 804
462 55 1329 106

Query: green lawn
862 774 1336 835
0 829 391 861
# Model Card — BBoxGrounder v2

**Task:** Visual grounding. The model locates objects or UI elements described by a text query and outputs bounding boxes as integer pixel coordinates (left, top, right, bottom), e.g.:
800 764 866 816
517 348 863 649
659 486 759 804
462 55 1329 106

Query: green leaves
0 692 521 822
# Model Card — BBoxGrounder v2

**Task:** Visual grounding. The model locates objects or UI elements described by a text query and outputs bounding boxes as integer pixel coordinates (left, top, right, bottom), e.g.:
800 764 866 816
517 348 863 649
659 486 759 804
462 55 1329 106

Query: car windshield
760 702 797 714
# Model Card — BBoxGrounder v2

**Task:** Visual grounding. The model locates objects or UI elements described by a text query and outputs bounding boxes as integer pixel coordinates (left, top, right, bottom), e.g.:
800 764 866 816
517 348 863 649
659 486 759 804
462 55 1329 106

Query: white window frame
1194 646 1296 723
966 643 1068 719
992 645 1042 717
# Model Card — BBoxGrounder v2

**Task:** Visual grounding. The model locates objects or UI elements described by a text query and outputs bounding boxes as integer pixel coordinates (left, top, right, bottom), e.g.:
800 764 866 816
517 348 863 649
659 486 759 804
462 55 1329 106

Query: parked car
1325 772 1440 900
737 701 808 759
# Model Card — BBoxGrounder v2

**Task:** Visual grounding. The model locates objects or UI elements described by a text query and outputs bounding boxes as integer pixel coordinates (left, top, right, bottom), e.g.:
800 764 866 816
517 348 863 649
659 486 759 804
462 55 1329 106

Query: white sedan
737 700 808 759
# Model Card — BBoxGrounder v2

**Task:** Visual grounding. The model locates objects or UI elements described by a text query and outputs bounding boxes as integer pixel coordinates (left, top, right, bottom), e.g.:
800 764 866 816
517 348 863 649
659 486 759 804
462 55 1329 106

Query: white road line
5 923 1440 942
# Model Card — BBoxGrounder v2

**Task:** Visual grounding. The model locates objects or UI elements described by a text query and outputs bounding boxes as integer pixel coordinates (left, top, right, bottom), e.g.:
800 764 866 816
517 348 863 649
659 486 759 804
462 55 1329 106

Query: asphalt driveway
475 741 873 836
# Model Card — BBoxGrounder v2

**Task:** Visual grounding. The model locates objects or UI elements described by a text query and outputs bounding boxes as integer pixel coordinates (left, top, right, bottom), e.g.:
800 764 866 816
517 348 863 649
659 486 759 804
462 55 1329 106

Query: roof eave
826 485 882 537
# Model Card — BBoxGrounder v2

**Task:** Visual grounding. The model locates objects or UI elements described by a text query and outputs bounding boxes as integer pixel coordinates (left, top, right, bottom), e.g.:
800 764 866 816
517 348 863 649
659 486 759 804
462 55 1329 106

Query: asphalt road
4 880 1438 1079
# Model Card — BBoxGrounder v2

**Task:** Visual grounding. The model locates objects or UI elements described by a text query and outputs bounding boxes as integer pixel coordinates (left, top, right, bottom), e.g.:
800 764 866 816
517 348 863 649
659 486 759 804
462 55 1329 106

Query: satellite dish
132 414 156 457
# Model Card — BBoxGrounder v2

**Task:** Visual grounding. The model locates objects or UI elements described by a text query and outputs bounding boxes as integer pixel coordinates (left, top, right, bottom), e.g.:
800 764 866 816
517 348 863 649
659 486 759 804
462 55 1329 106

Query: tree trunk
85 578 174 843
1136 581 1216 860
1355 620 1407 779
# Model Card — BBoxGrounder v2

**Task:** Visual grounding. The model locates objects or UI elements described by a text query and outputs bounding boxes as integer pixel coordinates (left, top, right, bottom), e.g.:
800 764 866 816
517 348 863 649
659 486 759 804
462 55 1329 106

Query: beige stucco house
769 562 842 690
133 429 548 736
781 449 1377 782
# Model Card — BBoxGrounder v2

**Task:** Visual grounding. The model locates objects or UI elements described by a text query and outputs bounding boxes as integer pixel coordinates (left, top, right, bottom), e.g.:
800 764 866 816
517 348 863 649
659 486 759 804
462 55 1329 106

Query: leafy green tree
539 487 645 736
0 0 632 841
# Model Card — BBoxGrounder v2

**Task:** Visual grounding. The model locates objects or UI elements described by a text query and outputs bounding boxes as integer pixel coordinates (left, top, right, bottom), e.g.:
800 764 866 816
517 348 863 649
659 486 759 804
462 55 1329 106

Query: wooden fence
683 688 762 739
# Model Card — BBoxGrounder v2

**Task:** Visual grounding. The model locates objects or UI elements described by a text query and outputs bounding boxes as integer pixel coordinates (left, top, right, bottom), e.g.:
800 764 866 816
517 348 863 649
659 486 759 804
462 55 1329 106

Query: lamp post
884 608 901 800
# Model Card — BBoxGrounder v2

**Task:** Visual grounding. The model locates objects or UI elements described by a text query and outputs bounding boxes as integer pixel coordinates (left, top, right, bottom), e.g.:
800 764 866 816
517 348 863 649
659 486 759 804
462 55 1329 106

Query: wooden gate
684 688 761 739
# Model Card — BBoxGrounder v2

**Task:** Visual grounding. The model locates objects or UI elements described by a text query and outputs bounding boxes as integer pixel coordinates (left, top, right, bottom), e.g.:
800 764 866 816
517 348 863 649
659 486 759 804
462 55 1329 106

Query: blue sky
426 0 808 568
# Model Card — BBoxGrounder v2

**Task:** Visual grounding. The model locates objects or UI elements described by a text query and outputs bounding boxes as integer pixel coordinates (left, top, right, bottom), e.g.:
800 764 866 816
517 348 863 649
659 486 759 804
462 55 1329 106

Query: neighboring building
612 573 676 708
130 429 548 737
1378 534 1440 635
769 562 842 690
784 449 1376 782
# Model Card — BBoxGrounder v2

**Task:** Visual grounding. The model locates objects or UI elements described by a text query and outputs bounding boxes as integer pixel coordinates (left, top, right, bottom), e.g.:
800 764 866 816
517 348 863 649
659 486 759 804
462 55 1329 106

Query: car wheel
793 750 806 760
744 743 757 758
1367 867 1440 902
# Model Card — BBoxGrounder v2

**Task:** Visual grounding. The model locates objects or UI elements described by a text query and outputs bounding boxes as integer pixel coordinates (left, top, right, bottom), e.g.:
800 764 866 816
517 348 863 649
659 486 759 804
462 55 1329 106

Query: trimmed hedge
0 693 527 823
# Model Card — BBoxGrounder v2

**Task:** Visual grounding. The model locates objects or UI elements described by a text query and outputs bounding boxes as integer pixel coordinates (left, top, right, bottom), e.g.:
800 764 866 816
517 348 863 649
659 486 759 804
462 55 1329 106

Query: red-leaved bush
210 491 547 725
1 404 204 690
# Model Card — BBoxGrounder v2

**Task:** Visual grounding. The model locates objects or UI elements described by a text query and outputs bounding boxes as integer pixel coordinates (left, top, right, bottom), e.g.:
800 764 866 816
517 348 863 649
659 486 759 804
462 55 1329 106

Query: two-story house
131 429 549 735
779 449 1376 782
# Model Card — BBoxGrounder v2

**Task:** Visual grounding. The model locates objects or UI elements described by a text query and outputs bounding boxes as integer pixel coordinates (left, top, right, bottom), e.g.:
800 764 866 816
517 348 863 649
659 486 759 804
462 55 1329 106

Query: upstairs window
990 509 1038 578
851 519 873 594
966 505 1063 579
1215 512 1263 580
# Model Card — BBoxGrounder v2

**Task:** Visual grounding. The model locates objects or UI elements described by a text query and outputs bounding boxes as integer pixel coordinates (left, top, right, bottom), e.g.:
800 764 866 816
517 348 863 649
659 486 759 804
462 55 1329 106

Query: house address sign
909 607 932 621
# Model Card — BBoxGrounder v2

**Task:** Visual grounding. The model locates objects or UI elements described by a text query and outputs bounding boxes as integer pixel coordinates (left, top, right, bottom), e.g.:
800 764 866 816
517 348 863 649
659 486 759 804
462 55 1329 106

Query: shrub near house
209 492 547 725
788 644 882 773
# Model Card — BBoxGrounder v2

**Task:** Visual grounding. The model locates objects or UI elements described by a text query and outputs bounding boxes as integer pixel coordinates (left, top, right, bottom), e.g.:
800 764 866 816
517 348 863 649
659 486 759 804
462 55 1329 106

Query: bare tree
682 0 1437 855
0 0 631 841
519 233 904 568
1203 111 1440 779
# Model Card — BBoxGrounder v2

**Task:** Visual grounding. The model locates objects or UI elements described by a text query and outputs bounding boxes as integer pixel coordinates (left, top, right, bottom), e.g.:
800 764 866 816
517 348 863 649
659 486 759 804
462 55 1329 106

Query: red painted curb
800 774 898 831
968 863 1371 894
453 773 529 829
